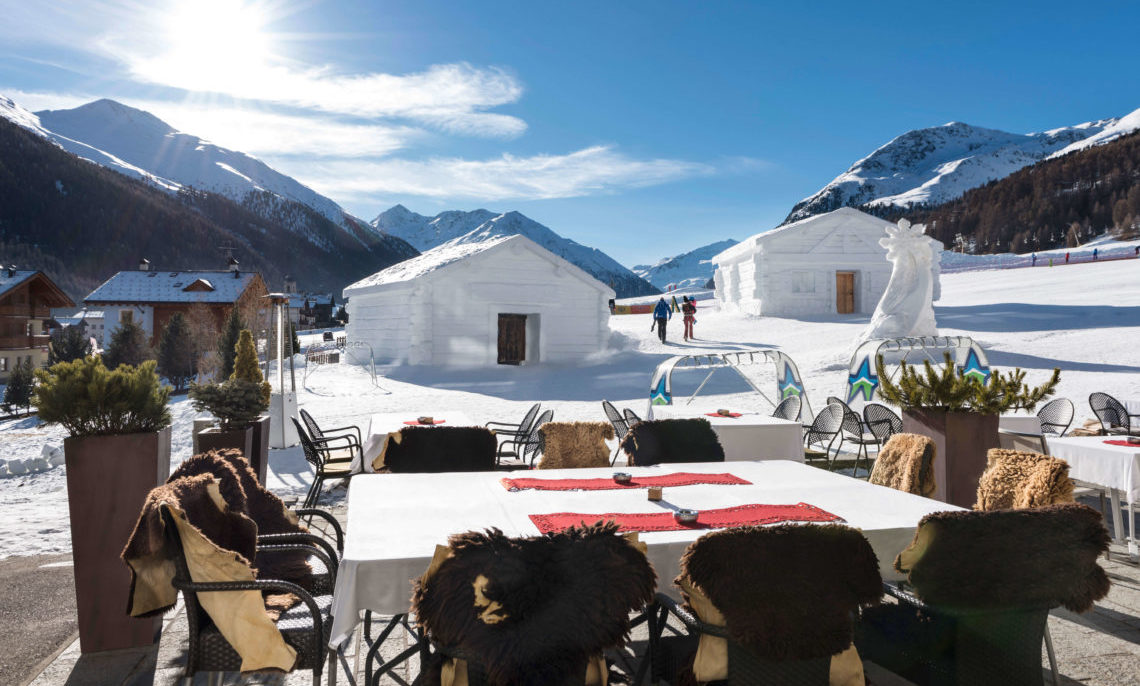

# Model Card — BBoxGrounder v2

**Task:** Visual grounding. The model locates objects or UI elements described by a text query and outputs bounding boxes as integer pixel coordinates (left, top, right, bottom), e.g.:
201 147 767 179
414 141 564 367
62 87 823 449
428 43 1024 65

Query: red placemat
705 412 742 418
501 472 751 492
404 419 446 425
1103 439 1140 447
530 503 842 534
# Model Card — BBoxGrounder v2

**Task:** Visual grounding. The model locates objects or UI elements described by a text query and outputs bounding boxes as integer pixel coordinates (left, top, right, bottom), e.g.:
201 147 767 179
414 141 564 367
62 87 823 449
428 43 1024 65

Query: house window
120 310 134 325
791 271 816 293
0 358 7 372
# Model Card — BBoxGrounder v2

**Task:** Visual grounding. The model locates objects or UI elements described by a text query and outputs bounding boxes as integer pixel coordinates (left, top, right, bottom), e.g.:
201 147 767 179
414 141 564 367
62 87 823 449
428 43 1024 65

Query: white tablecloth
1124 399 1140 417
327 460 957 646
649 408 803 462
999 413 1042 435
1047 436 1140 504
354 411 476 473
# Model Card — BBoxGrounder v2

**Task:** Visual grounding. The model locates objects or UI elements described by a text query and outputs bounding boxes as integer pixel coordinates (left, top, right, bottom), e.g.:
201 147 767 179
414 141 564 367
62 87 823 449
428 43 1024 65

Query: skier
1065 252 1070 263
1031 253 1037 267
1093 248 1099 261
652 297 672 343
682 296 697 341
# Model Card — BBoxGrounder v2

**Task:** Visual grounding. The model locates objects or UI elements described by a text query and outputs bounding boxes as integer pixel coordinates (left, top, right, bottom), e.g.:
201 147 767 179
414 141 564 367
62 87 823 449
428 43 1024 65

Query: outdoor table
1124 399 1140 417
327 459 957 648
999 413 1042 435
649 407 803 462
352 411 476 473
1047 436 1139 552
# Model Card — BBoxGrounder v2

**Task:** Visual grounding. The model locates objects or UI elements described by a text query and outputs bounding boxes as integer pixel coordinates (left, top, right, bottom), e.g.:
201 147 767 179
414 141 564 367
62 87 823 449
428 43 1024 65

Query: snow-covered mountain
632 239 738 290
785 107 1140 223
372 205 659 297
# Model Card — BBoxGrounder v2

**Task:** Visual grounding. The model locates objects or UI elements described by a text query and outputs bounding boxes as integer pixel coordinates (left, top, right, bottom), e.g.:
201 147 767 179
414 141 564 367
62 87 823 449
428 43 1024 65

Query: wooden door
497 314 527 365
835 272 855 314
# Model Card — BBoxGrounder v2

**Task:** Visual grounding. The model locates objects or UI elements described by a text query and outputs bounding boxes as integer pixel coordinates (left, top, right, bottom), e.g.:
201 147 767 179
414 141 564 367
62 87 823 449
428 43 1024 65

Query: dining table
648 406 804 462
1047 435 1139 555
351 411 476 473
327 459 958 648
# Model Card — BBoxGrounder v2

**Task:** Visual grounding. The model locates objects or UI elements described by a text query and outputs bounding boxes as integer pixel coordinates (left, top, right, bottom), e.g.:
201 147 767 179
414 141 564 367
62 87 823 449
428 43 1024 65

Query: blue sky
2 0 1139 265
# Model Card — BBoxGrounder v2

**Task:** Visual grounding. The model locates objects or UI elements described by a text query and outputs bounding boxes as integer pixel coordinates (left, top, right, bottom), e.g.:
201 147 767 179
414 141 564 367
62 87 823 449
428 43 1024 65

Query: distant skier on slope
652 297 672 343
1094 248 1099 261
682 296 697 341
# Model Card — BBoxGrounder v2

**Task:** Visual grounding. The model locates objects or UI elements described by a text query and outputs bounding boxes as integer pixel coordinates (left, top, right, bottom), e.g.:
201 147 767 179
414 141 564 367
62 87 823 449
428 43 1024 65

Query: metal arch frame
647 349 814 421
844 335 991 408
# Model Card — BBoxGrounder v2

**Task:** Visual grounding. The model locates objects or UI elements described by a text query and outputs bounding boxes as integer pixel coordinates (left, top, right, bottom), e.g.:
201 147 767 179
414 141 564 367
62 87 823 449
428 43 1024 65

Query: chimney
138 258 150 271
6 265 15 278
227 256 240 272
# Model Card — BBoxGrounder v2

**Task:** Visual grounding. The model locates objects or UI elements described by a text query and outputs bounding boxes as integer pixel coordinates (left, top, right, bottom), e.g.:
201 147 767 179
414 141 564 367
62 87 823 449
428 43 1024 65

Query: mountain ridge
632 239 738 290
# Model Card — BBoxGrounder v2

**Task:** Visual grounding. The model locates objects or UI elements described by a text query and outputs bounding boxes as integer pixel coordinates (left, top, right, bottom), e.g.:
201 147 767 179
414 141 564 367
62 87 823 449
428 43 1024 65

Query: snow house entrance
497 314 527 365
835 271 855 314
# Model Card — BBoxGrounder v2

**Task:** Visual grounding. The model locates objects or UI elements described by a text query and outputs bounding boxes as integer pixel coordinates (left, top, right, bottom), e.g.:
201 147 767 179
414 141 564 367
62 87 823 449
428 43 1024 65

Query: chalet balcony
0 304 52 318
0 334 50 350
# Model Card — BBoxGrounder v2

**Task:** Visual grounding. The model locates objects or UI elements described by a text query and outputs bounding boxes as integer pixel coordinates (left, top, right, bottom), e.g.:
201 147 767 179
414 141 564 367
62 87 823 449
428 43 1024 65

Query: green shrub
157 313 196 391
48 326 93 364
231 329 271 404
189 378 269 430
3 359 36 415
33 358 172 436
102 320 153 369
217 308 245 380
876 353 1059 415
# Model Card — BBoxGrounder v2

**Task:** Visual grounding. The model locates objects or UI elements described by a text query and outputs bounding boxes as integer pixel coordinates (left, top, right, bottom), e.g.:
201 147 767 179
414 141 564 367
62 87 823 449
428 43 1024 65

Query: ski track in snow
2 259 1140 559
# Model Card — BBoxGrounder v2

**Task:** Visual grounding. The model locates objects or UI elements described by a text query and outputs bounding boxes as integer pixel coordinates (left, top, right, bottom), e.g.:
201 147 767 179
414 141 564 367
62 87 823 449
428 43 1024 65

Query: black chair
161 506 335 686
299 408 363 456
497 409 553 467
834 399 877 477
863 402 902 446
293 417 355 507
803 404 845 469
1089 392 1134 435
383 426 498 473
486 403 541 450
1037 397 1074 437
771 395 802 421
619 418 725 466
623 408 643 426
603 400 633 464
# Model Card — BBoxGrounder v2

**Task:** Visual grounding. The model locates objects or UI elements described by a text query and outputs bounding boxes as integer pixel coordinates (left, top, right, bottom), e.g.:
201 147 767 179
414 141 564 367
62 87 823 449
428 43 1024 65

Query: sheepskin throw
619 419 725 466
895 504 1110 612
868 433 936 497
536 422 615 469
677 524 882 661
384 426 497 473
974 448 1075 511
412 522 656 685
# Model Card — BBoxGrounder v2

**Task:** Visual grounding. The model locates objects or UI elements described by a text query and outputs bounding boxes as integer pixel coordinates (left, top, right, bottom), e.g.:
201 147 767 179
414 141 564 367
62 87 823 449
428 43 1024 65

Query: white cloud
294 146 714 202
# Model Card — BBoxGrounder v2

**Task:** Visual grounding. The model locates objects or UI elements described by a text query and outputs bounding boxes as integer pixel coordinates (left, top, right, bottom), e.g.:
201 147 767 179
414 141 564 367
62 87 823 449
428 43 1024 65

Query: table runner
705 412 742 418
1104 439 1140 448
501 472 751 492
530 502 841 534
403 419 446 425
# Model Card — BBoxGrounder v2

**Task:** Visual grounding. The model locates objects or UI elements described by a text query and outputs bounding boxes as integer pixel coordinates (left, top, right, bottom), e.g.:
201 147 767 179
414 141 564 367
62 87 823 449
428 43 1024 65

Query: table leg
1129 500 1138 561
1108 489 1125 544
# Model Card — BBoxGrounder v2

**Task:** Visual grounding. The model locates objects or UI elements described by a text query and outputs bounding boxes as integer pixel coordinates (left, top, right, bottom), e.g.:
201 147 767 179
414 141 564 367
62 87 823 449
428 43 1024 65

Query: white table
1047 436 1139 551
328 460 957 647
649 408 803 462
999 413 1042 435
1123 399 1140 417
354 411 476 473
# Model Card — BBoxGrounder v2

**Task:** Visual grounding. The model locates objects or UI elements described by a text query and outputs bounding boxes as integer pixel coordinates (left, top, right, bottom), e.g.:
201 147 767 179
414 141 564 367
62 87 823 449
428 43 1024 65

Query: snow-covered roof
0 269 37 298
288 293 334 309
0 269 74 306
713 208 895 263
85 270 260 304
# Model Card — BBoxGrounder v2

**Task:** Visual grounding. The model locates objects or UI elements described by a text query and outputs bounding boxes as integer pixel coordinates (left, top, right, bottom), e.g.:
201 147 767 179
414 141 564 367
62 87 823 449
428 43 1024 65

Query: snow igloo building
711 208 943 317
343 235 615 366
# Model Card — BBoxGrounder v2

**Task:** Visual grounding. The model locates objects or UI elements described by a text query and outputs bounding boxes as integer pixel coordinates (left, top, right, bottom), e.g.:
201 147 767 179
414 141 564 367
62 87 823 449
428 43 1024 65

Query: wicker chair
1089 392 1134 435
299 408 363 458
486 403 541 452
619 418 725 466
1034 398 1074 437
293 417 355 508
802 404 845 469
161 506 335 686
496 409 553 467
771 395 802 421
831 399 877 477
863 402 902 444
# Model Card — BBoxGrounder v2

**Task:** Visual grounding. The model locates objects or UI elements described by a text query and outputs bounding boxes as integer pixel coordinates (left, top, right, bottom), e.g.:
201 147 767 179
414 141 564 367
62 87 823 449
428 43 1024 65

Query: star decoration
958 349 990 384
847 357 879 403
779 363 804 399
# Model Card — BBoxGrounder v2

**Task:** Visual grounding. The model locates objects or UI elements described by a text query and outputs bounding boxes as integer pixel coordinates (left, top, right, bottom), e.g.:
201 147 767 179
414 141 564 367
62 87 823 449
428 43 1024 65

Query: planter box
248 415 271 484
902 410 1000 508
64 428 171 653
190 418 216 455
197 425 254 463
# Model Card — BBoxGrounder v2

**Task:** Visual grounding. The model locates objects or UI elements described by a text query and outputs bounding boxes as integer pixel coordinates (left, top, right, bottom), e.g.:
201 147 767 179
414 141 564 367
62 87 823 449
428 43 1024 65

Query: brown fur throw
974 448 1075 511
869 433 936 497
412 522 656 685
619 418 725 466
895 504 1110 612
383 426 498 473
677 524 882 661
536 422 615 469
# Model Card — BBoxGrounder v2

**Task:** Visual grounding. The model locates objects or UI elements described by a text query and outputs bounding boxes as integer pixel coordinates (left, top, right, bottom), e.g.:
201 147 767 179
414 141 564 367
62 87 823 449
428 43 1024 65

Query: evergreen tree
48 326 92 364
102 320 153 370
335 305 348 324
217 308 245 380
289 321 301 355
231 329 271 404
157 313 196 391
2 359 35 414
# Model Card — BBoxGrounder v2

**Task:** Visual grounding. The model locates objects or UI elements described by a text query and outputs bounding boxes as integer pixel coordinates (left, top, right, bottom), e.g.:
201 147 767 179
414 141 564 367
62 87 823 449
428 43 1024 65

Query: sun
151 0 275 93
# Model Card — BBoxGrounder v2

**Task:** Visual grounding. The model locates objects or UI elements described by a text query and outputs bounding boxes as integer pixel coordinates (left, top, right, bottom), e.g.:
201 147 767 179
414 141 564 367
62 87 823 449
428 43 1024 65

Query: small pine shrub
231 329 271 405
103 320 153 369
189 379 270 430
876 353 1060 415
3 359 36 415
48 326 92 365
157 313 196 391
33 358 172 436
217 308 245 380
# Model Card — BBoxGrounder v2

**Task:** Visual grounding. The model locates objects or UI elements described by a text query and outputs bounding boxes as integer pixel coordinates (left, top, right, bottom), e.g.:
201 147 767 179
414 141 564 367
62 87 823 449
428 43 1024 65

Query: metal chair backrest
291 416 325 470
1037 398 1074 436
516 403 542 436
863 403 902 443
602 400 630 441
772 395 802 421
623 408 642 426
299 408 325 442
830 399 865 440
804 404 844 448
1089 392 1129 433
524 410 555 465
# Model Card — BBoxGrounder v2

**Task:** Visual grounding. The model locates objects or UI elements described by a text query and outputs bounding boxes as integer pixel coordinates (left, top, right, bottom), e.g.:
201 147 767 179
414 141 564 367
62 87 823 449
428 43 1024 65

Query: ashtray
417 416 434 425
716 409 733 416
673 509 699 524
613 472 633 484
1128 436 1140 445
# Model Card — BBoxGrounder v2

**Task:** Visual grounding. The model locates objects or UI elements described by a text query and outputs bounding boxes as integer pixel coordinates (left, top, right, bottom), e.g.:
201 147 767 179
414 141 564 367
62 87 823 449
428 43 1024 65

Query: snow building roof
0 269 38 298
712 208 895 263
85 270 260 304
0 269 74 306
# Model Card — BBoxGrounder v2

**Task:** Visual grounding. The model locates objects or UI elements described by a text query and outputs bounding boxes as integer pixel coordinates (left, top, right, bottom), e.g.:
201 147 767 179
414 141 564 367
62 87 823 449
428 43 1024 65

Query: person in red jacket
682 296 697 341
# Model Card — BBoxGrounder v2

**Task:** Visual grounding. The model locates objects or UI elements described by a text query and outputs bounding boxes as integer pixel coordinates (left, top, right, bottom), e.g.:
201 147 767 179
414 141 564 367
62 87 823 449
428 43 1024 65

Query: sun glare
154 0 274 93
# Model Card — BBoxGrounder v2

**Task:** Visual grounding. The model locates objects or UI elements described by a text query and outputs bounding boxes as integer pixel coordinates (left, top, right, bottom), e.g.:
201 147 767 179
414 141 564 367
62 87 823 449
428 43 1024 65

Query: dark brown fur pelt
619 419 725 466
411 522 656 685
536 422 615 469
895 504 1110 612
384 426 498 473
869 433 936 497
677 524 881 661
975 448 1075 511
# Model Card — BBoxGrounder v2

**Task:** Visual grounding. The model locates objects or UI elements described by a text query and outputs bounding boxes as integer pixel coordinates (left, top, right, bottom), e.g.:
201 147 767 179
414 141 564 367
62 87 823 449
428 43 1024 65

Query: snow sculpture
860 219 938 342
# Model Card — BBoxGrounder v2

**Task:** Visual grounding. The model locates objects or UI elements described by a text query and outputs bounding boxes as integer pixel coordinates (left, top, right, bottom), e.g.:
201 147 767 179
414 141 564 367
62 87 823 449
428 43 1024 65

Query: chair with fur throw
380 426 498 473
868 433 936 497
619 418 725 467
406 522 656 686
535 421 615 469
648 524 882 685
856 504 1111 686
974 448 1075 511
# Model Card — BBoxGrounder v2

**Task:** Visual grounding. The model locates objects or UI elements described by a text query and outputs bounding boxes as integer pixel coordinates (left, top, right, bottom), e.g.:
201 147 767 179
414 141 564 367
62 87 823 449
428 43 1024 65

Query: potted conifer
876 353 1059 507
189 335 270 475
33 357 172 652
230 329 272 481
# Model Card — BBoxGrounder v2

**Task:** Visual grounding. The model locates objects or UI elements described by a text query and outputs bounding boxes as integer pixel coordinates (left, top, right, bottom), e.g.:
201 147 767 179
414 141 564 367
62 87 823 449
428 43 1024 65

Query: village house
0 267 75 382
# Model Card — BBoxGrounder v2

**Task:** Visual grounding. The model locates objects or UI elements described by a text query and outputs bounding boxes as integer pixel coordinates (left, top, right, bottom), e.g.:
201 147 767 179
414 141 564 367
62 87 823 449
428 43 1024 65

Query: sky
2 0 1139 266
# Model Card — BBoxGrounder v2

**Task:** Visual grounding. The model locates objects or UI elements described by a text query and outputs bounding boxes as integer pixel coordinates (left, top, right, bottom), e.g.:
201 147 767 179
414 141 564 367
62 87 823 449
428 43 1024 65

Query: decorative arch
648 349 813 421
845 336 991 408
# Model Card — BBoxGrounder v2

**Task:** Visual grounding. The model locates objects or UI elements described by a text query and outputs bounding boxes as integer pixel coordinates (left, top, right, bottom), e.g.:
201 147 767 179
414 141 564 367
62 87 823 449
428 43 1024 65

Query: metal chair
603 400 632 464
498 409 554 467
863 402 902 446
486 403 541 459
1089 392 1134 435
623 407 643 426
831 399 877 477
1037 397 1074 437
771 395 802 421
620 419 725 466
803 404 845 469
299 408 363 453
293 417 355 507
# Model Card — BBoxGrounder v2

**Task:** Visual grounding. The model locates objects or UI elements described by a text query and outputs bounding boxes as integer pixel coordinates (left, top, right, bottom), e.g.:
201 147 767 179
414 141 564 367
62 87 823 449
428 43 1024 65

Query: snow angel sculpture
860 219 938 342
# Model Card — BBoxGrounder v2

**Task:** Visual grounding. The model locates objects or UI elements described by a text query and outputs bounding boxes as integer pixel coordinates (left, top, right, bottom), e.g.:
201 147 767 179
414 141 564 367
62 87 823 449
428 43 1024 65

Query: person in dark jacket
681 296 697 340
652 297 671 343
